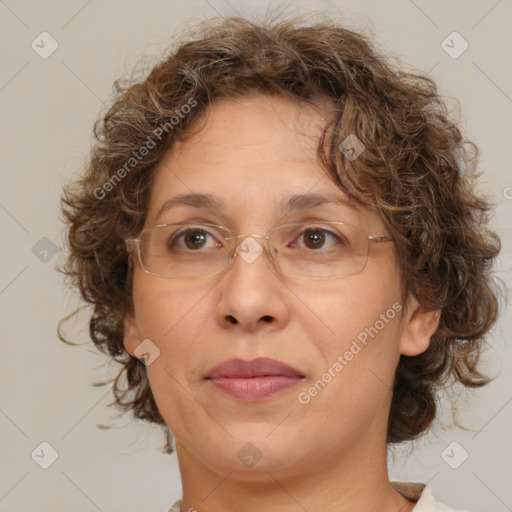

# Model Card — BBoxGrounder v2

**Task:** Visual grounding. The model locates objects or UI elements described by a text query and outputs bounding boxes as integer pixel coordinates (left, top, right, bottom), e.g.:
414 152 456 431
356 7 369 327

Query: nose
215 235 291 332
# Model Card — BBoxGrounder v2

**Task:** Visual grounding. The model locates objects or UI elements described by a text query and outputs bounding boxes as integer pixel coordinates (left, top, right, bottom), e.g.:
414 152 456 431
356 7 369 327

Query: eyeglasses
125 222 393 280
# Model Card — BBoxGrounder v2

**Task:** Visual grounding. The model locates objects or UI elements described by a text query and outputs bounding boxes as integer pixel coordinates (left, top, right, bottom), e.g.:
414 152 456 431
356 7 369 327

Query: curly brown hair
60 15 501 454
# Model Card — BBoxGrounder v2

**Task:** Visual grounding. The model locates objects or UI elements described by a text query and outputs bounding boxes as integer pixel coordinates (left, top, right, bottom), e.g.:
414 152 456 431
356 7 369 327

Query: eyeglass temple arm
368 235 393 243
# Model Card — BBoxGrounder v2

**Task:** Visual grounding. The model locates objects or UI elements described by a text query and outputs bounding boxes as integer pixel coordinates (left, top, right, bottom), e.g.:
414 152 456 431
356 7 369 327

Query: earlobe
123 310 141 357
399 295 441 357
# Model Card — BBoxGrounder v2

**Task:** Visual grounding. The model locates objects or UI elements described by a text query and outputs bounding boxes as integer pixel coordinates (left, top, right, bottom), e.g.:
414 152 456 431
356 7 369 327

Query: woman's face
124 94 436 478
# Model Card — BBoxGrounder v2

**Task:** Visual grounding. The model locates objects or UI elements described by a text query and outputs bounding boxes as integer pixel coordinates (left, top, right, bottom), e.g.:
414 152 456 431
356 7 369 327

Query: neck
174 433 415 512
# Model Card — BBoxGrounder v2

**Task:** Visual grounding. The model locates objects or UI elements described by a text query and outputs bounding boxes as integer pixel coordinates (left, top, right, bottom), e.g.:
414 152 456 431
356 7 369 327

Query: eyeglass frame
125 221 394 280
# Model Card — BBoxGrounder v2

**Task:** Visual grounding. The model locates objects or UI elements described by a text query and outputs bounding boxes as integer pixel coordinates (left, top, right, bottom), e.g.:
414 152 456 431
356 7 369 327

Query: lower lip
208 376 303 401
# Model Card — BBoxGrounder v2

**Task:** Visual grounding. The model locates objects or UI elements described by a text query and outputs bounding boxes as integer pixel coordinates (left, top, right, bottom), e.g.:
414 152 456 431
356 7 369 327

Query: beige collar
391 481 427 502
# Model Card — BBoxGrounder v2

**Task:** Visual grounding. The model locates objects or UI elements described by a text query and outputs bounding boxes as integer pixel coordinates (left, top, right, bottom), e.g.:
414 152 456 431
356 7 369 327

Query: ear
123 310 141 357
399 295 441 357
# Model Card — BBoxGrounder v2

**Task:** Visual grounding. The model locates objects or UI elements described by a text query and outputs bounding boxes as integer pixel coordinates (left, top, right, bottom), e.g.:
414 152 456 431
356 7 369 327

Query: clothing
392 482 470 511
167 481 470 511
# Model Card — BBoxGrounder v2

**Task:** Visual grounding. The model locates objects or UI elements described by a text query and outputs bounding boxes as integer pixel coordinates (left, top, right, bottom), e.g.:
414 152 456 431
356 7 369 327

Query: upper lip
206 357 305 379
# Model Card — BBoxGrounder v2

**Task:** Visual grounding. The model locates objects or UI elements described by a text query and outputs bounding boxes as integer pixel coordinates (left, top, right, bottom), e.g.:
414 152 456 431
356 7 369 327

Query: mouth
205 357 305 402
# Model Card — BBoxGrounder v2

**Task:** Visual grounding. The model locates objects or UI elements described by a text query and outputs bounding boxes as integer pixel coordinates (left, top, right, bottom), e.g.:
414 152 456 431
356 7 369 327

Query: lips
207 357 304 379
205 358 305 402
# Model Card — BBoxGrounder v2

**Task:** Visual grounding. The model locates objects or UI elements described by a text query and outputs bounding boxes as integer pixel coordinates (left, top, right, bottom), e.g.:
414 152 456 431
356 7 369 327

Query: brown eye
303 228 325 249
298 228 340 250
183 229 208 250
168 228 216 251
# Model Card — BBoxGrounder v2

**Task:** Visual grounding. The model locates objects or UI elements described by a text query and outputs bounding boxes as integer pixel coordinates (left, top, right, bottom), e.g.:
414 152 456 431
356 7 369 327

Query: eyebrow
154 191 360 220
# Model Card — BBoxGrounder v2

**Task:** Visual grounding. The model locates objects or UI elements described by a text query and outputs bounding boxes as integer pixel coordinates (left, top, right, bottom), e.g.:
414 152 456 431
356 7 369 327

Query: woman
61 16 500 512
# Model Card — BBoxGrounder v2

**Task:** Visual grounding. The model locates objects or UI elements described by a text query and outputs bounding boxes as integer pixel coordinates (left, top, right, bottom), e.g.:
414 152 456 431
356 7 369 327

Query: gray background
0 1 511 511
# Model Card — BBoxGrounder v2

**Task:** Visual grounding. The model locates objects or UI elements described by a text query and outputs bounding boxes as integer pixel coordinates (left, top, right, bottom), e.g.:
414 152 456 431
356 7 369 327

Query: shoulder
392 481 472 512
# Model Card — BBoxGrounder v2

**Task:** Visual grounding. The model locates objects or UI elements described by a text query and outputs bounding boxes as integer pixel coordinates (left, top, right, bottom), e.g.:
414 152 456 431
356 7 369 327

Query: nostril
261 315 273 323
227 315 238 324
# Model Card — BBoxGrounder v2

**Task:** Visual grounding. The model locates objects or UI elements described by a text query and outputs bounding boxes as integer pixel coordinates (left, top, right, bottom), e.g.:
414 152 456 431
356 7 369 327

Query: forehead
146 95 378 229
173 94 330 165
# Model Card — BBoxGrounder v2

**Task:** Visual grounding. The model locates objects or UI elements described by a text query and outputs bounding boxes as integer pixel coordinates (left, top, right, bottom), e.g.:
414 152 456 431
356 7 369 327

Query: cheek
131 272 213 380
296 271 403 354
296 265 404 409
132 272 202 338
131 275 212 428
